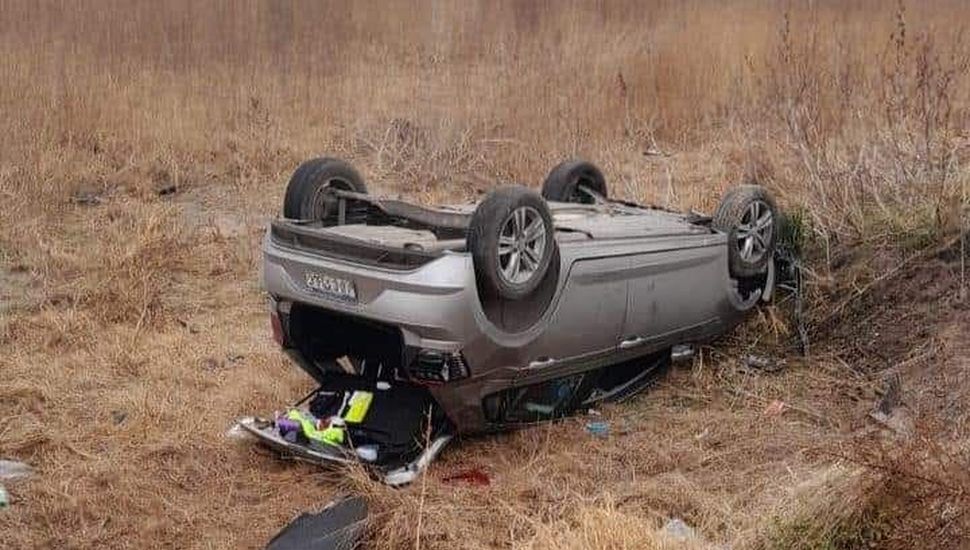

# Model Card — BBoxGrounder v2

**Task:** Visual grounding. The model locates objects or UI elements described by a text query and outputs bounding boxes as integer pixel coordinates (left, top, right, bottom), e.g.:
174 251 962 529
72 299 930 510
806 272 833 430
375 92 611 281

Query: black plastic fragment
265 495 368 550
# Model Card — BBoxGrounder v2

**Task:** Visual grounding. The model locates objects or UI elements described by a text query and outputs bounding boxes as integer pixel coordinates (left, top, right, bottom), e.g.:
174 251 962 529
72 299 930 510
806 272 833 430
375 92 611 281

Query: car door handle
527 357 556 369
619 336 644 349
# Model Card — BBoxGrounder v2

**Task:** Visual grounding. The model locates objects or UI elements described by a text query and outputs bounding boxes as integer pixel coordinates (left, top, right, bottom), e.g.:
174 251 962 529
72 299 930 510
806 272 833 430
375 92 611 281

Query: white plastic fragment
226 422 253 441
0 460 32 481
671 344 695 362
383 434 453 487
355 445 378 462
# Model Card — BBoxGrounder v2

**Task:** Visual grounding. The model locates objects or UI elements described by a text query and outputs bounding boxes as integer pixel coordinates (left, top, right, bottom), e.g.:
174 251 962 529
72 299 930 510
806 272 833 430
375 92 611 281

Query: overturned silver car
240 157 778 484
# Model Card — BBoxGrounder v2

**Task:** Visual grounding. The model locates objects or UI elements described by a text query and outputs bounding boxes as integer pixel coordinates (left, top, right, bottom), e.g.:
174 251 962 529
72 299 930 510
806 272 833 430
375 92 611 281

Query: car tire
468 186 556 300
540 160 607 203
283 158 368 220
713 185 778 278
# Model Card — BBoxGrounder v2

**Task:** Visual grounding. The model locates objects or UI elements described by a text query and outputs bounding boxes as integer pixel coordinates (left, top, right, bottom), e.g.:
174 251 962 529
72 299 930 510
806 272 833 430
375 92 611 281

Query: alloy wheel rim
735 199 773 263
497 206 546 285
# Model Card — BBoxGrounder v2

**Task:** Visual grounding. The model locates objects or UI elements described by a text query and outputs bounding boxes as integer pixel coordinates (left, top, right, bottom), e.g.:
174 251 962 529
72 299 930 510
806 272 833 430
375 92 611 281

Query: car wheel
283 158 368 220
540 160 607 203
468 186 556 300
713 185 778 279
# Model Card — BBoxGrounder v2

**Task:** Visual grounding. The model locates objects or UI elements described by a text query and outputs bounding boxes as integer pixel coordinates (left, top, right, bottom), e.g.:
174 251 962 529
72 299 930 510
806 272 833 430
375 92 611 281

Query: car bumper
262 233 481 349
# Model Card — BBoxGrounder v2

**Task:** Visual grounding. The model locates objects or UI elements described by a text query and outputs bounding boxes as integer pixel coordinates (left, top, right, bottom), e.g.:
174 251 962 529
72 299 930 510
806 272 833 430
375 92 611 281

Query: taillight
270 310 285 347
407 350 469 383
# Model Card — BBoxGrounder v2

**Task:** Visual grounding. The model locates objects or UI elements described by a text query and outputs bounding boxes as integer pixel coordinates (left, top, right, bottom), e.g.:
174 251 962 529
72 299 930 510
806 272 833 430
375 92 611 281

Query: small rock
875 373 901 415
870 373 912 437
869 408 914 438
662 517 695 541
111 410 128 425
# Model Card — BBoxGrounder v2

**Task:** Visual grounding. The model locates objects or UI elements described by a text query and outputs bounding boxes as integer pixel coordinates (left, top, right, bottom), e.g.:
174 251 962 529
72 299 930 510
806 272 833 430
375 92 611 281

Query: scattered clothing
277 390 376 448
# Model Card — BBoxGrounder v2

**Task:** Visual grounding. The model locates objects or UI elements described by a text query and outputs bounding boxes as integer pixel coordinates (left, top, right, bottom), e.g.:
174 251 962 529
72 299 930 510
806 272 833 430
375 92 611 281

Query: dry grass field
1 1 969 548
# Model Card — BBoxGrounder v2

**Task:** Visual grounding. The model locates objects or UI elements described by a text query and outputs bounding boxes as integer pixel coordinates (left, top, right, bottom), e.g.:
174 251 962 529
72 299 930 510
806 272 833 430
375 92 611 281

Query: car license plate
304 271 357 302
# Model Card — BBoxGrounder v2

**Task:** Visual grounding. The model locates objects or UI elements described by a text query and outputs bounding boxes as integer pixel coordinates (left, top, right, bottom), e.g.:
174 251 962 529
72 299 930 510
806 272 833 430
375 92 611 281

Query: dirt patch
813 240 967 373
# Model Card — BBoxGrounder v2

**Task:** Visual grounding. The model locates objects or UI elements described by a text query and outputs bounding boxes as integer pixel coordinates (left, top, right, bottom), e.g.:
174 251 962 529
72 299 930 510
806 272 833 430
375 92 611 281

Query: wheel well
477 246 561 333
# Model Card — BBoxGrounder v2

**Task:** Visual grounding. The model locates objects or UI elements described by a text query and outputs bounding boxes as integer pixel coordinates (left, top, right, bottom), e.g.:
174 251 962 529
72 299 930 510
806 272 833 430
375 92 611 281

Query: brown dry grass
1 1 969 549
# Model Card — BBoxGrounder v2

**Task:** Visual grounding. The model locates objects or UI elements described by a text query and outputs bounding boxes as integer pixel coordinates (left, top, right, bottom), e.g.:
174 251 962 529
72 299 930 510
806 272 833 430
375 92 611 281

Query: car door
525 253 628 369
623 240 725 349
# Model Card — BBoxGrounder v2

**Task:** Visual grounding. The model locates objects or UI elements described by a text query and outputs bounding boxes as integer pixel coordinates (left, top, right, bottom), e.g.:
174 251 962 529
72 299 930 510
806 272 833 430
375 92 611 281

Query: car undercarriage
239 157 781 484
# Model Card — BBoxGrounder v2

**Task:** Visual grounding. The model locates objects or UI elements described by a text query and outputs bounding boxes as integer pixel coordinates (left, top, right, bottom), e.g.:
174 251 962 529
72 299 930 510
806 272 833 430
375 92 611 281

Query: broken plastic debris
0 485 8 508
265 495 368 550
671 344 695 362
0 460 32 481
383 435 453 486
586 421 610 437
226 423 253 441
355 445 378 462
743 354 785 372
662 517 696 541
